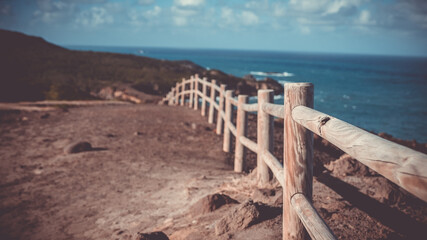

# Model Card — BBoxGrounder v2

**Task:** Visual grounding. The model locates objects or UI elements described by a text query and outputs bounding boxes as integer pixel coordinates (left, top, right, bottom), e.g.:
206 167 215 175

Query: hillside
0 30 282 102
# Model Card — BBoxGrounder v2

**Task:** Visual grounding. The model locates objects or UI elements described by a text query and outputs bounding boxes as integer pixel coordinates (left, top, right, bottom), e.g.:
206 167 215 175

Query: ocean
65 46 427 143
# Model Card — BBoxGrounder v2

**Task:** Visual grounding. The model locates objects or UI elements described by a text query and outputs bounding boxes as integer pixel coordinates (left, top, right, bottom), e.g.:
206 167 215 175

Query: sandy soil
0 103 426 240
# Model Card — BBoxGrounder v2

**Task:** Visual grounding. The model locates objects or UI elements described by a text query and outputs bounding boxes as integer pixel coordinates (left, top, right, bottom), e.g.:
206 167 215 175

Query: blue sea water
66 46 427 143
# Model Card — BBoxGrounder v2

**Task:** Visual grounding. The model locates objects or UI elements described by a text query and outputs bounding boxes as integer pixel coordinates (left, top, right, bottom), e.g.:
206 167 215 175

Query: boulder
326 154 376 177
135 231 169 240
64 141 92 154
189 193 238 216
215 200 281 235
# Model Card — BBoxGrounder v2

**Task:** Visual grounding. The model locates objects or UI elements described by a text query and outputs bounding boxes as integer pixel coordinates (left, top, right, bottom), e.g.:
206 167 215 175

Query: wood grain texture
223 90 233 153
291 193 337 240
216 84 226 135
239 136 258 154
208 80 217 124
260 149 285 187
235 95 249 172
262 102 284 118
292 105 427 202
241 103 258 112
283 83 314 240
201 77 207 116
257 90 274 186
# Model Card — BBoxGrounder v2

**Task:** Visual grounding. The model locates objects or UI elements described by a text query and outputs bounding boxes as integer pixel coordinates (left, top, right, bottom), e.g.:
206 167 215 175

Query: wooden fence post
201 77 207 116
216 84 226 135
223 90 233 152
208 79 216 124
235 95 248 172
175 82 179 105
194 74 199 110
168 89 174 106
189 75 194 108
257 90 274 186
283 83 314 240
180 78 185 106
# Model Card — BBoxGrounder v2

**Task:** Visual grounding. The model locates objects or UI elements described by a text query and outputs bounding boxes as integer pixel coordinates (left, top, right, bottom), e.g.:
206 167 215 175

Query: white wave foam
250 71 294 77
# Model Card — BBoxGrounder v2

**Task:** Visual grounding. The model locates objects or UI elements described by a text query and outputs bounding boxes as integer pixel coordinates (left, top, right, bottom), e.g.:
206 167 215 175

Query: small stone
21 117 28 121
191 123 197 130
135 231 169 240
134 131 143 136
40 113 50 119
64 141 92 154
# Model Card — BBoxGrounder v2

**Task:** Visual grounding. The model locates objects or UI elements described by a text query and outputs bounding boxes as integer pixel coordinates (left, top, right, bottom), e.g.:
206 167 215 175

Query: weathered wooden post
189 75 194 108
175 82 179 105
168 89 174 106
216 84 226 135
283 83 314 240
223 90 233 152
194 74 199 110
208 79 216 124
257 90 274 186
201 77 207 116
235 95 248 172
180 78 185 106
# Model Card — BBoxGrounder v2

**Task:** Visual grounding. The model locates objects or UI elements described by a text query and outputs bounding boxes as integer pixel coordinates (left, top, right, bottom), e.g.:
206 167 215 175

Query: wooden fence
162 74 427 240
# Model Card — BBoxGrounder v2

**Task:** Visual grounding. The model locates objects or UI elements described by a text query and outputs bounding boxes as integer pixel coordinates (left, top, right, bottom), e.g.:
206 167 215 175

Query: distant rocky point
0 29 283 103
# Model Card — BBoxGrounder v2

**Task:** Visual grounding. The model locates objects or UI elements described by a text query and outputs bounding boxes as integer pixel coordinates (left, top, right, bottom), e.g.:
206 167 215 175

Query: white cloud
245 0 269 11
219 8 259 28
138 0 155 5
170 5 199 26
289 0 330 13
76 7 113 27
173 16 187 26
220 7 234 25
240 11 259 26
33 0 76 23
272 3 286 17
357 10 375 25
129 6 162 26
174 0 205 7
300 25 311 34
146 6 161 17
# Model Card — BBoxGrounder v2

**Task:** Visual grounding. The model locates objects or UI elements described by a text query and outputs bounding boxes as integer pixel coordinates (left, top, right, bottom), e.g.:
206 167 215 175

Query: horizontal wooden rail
241 103 258 112
212 84 221 92
239 136 258 153
291 193 337 240
212 101 219 111
227 96 238 106
260 149 285 187
177 90 192 96
196 90 203 98
262 102 284 118
229 122 237 136
292 105 427 202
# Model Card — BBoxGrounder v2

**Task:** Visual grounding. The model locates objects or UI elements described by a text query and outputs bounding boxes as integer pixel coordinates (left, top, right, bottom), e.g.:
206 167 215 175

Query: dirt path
1 103 426 240
0 104 240 240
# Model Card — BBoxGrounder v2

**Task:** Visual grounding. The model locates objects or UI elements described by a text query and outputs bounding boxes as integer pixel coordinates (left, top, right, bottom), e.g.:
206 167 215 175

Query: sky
0 0 426 56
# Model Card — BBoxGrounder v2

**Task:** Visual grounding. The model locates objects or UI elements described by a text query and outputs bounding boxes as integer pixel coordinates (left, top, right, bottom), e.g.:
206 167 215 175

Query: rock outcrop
215 200 281 235
189 193 238 216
